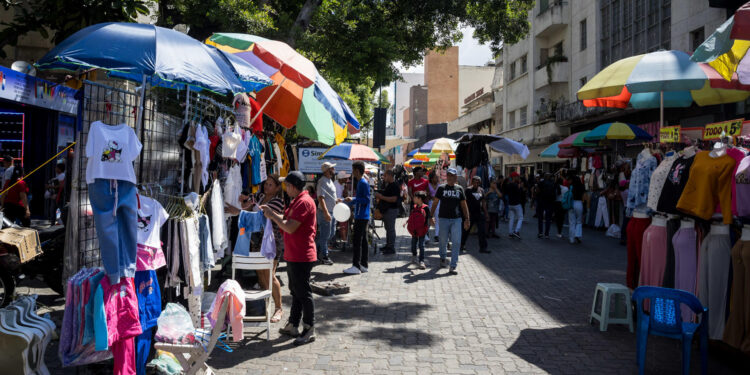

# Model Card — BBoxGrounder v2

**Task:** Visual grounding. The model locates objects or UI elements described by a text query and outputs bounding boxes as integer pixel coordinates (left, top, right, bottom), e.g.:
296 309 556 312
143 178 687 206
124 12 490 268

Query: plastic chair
589 283 634 332
232 253 273 340
631 286 708 375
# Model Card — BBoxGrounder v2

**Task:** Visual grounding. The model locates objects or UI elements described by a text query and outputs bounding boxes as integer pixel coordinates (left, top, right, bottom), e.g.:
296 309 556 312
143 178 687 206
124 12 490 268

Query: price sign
703 118 744 140
659 125 680 143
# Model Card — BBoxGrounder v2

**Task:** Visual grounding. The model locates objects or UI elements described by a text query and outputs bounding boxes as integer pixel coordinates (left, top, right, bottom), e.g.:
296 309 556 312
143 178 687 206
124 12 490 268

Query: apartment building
498 0 727 174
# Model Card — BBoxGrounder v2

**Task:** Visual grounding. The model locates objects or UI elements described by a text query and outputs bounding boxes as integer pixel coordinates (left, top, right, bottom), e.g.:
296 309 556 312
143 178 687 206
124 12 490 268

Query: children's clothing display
208 279 246 342
89 179 138 284
136 196 169 271
85 122 142 185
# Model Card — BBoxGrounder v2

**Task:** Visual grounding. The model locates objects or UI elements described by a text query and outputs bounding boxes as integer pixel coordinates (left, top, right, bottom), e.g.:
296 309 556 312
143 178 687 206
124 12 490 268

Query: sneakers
511 232 521 239
318 257 334 266
440 258 448 268
419 261 426 270
279 322 300 337
449 267 458 275
447 242 452 250
294 324 315 346
411 256 418 265
460 247 467 254
537 233 544 239
343 266 362 275
359 266 368 273
381 246 396 255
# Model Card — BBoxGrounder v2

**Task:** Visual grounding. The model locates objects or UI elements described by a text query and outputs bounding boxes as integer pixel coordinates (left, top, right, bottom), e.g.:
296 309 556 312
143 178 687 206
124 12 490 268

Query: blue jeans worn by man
438 217 463 269
508 204 523 235
382 208 398 253
316 211 335 260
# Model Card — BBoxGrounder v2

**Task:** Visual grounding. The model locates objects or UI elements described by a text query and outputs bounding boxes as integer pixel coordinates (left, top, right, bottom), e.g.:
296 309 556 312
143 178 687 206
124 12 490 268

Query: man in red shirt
262 171 317 345
407 167 429 199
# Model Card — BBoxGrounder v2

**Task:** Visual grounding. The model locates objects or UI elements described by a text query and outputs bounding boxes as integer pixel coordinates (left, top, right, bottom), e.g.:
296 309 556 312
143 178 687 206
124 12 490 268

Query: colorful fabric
626 152 657 215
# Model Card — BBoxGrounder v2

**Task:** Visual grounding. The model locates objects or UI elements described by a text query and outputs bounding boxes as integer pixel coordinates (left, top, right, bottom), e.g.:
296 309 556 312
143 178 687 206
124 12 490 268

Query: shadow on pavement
210 336 298 370
355 327 436 348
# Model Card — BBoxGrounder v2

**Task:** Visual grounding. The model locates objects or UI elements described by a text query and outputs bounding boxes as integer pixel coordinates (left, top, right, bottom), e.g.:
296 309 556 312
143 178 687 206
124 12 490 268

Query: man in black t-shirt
461 175 489 253
375 169 400 254
430 168 469 274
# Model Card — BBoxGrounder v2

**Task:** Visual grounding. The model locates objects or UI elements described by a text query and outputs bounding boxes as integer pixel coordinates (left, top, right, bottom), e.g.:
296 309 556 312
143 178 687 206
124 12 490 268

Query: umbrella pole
660 91 664 129
136 74 148 182
248 77 287 126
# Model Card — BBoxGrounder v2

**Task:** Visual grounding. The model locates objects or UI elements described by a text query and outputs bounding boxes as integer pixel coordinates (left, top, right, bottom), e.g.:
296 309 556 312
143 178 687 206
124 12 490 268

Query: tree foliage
0 0 150 58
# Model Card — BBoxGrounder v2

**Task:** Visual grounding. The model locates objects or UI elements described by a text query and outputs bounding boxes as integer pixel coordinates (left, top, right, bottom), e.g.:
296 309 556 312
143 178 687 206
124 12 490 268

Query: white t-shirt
137 196 169 248
85 122 142 184
2 165 14 188
334 181 344 198
557 185 569 202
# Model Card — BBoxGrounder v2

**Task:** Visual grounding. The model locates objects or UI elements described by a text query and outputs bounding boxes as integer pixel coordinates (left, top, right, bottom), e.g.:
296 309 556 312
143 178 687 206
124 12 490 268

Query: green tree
0 0 150 58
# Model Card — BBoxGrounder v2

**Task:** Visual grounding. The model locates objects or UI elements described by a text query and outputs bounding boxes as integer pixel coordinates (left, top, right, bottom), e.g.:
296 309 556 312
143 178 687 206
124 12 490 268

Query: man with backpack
407 190 431 269
536 173 557 239
461 175 489 253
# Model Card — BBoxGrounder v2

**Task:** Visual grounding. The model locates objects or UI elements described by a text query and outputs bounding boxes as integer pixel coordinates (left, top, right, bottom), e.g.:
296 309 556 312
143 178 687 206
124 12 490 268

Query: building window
510 61 516 80
690 27 704 52
580 19 587 51
519 106 527 126
508 110 516 129
600 0 670 69
579 77 587 90
553 42 563 57
520 55 527 74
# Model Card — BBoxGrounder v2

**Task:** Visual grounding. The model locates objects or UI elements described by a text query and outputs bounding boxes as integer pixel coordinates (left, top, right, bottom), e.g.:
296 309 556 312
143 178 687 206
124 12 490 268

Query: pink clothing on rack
112 338 136 375
639 224 668 287
102 277 142 347
208 279 246 342
136 244 167 271
715 147 745 216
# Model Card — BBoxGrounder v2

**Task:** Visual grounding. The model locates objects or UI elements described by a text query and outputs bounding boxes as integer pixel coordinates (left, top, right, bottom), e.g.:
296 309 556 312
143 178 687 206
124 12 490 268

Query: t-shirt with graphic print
136 196 169 271
435 184 466 219
657 155 695 215
85 121 142 184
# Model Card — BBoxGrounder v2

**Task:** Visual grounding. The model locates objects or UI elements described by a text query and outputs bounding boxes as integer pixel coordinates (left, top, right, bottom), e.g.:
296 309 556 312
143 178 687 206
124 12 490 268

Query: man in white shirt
316 162 338 265
334 171 349 199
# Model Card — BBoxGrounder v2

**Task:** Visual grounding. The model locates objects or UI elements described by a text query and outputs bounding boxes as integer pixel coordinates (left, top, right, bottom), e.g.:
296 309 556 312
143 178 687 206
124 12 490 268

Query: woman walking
568 172 585 244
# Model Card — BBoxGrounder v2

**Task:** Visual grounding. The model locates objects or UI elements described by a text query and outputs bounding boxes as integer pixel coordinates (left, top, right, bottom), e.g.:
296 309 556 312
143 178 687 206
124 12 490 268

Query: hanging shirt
626 151 657 215
647 154 677 212
676 151 736 224
233 210 265 256
714 147 745 217
736 155 750 217
193 124 210 189
210 180 228 256
248 96 263 135
85 121 142 184
135 196 169 271
657 155 695 215
248 135 263 186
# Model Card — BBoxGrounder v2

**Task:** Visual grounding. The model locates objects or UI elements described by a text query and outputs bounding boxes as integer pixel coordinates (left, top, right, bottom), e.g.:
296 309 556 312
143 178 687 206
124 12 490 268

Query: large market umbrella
455 134 530 159
540 142 579 159
318 143 382 162
691 6 750 84
418 138 457 154
35 22 270 95
206 33 360 145
559 131 596 148
584 122 653 142
578 50 750 126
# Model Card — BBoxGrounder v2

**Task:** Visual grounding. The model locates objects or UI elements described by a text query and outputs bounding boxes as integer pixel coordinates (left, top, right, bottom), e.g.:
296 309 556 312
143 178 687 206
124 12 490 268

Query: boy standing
407 190 430 269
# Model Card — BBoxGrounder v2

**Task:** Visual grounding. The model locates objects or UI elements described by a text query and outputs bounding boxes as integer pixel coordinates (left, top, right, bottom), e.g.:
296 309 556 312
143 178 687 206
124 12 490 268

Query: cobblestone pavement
207 213 747 375
38 212 749 374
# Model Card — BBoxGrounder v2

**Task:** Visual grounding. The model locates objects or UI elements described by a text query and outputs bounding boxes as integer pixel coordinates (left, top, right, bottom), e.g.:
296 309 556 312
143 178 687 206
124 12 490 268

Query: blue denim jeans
438 217 463 269
88 179 138 284
316 211 335 258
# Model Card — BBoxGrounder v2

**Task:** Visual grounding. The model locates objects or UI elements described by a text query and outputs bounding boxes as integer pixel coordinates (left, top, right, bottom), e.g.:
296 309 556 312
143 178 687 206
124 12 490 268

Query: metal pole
248 77 287 126
660 91 664 128
136 75 148 181
181 86 191 194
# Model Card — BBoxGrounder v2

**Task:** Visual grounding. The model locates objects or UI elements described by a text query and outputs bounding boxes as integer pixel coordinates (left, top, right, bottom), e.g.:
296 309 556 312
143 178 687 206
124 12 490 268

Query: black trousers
352 219 369 268
553 201 566 235
461 215 487 251
4 203 30 227
537 201 554 236
287 261 315 327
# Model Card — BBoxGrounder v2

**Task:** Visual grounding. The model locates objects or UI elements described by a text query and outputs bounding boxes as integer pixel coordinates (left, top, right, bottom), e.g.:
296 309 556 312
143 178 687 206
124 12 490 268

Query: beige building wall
458 65 496 114
403 108 411 137
425 47 459 124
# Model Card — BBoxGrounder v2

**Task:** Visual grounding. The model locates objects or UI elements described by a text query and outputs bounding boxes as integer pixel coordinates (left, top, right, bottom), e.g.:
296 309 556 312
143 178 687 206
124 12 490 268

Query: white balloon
333 203 351 222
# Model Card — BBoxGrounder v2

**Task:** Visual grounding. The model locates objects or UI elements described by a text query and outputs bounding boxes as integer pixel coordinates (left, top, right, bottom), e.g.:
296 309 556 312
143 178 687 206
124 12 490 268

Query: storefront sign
298 148 353 174
659 125 680 143
703 118 744 140
0 66 78 114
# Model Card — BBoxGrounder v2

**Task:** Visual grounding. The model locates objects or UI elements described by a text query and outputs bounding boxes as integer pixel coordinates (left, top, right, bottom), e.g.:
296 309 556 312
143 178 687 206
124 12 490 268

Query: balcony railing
537 0 568 16
555 101 615 124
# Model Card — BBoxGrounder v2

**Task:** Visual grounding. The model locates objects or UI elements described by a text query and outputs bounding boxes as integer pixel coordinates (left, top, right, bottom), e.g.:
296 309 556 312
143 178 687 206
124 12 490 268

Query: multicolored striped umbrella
540 141 579 159
418 138 457 154
691 6 750 84
318 143 381 162
583 122 653 142
559 131 596 148
206 33 360 145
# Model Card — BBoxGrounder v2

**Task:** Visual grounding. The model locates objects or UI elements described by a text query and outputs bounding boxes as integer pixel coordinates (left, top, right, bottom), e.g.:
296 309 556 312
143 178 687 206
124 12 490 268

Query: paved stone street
38 212 749 374
207 213 747 374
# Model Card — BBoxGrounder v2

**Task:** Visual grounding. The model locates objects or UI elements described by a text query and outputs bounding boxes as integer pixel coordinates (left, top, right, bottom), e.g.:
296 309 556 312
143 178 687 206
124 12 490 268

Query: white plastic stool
589 283 634 332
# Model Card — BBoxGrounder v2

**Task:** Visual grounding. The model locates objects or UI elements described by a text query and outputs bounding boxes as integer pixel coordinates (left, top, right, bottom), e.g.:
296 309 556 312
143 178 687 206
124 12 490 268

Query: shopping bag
155 303 196 344
606 224 621 238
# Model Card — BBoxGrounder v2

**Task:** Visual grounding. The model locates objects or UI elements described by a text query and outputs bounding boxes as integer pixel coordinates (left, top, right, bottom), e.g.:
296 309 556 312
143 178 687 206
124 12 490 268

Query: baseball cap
321 162 336 173
472 175 482 181
510 172 520 178
336 170 350 180
447 168 458 175
280 171 306 189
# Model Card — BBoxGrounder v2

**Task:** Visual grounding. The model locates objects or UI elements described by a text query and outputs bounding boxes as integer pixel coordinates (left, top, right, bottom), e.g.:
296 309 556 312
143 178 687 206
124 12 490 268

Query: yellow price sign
703 118 744 140
659 125 680 143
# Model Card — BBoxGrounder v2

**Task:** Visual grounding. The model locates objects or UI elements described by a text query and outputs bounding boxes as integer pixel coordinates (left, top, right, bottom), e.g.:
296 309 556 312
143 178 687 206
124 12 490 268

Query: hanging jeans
508 204 523 234
316 211 334 259
89 179 138 284
568 200 583 242
461 215 487 252
438 217 462 269
594 196 610 228
536 201 553 236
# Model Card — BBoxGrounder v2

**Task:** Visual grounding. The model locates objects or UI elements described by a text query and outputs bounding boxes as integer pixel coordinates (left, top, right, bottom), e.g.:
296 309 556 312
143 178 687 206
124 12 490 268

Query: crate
0 227 42 263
